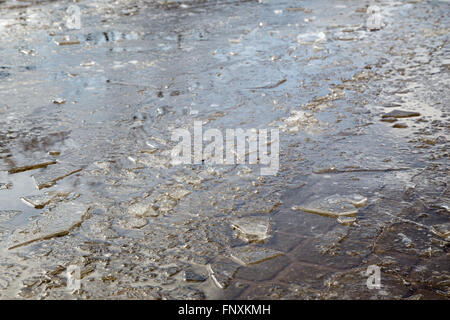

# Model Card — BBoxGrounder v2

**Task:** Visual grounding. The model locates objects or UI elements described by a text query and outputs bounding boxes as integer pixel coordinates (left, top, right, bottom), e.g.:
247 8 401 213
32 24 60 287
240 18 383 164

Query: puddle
0 0 448 300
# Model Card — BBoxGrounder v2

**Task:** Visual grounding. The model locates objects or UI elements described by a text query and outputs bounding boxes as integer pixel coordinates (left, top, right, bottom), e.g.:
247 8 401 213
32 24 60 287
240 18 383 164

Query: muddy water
0 0 448 299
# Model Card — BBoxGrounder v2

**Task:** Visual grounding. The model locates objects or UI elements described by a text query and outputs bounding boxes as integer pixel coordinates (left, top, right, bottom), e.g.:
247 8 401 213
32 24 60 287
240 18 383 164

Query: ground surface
0 0 448 299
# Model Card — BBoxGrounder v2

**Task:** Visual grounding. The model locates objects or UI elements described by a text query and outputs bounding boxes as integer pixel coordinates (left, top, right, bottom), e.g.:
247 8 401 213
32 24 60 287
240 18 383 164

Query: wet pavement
0 0 448 299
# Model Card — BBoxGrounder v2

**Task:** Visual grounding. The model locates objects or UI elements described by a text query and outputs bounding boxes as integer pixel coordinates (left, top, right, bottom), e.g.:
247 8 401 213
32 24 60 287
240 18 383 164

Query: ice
135 153 170 169
21 191 75 209
32 164 82 189
292 195 360 217
381 117 397 123
230 245 283 266
182 268 207 283
118 216 148 229
398 233 414 248
0 210 21 224
337 216 357 226
127 200 159 217
278 110 323 134
346 194 368 208
8 160 56 174
207 257 240 289
0 0 447 300
292 194 368 218
168 186 191 201
8 202 89 249
431 223 450 240
156 197 177 214
53 39 80 46
382 110 421 119
0 182 12 190
231 217 270 242
405 294 423 300
393 123 408 129
296 31 326 45
52 98 66 104
80 61 96 67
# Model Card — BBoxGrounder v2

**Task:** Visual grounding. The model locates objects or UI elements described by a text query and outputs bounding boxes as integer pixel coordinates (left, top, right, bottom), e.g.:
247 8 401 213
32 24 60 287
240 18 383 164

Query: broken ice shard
231 216 270 242
21 191 75 209
230 245 283 266
207 257 240 289
8 202 89 249
292 194 368 217
32 164 82 189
